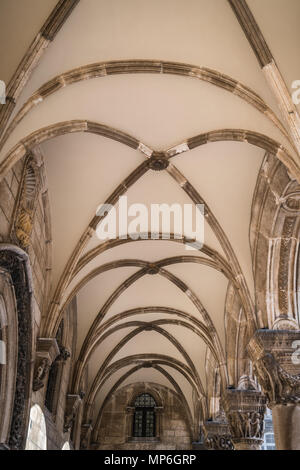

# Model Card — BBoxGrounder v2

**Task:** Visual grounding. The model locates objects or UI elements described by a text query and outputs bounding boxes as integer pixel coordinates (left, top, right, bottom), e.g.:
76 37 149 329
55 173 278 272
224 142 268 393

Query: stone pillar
203 420 233 450
222 389 266 450
154 406 163 439
125 406 135 440
80 423 93 450
64 393 85 433
248 329 300 450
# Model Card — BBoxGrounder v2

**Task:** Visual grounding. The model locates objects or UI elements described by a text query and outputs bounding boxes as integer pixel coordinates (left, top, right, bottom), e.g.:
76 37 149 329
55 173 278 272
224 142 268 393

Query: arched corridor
0 0 299 452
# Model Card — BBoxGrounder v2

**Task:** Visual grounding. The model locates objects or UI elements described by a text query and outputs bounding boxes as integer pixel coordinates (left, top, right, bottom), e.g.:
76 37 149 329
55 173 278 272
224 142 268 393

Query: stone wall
0 159 23 242
0 152 51 325
97 383 192 451
30 298 77 450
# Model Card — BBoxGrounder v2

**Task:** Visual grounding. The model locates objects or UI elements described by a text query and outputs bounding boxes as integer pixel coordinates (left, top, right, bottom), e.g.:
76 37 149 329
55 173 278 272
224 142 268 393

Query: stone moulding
222 388 267 450
0 123 297 346
0 244 35 450
9 155 41 250
228 0 300 155
0 0 80 136
247 329 300 406
0 59 292 153
204 420 234 450
1 123 298 184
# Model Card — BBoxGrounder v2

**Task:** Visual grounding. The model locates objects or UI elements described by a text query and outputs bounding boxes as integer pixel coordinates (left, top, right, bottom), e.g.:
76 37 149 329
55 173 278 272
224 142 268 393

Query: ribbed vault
0 0 299 448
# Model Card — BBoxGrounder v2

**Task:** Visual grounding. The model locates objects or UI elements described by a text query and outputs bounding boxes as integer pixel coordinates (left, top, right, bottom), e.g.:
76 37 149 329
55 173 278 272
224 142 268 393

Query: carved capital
64 393 84 433
222 389 266 450
204 420 233 450
33 338 60 391
248 330 300 406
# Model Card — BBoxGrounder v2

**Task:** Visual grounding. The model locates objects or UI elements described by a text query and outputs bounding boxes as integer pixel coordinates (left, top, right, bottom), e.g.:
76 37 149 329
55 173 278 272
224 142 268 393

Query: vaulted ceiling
1 0 299 429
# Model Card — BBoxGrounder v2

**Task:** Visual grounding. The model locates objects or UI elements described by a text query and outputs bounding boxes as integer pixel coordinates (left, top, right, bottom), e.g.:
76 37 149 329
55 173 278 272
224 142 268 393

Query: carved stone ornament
248 330 300 406
10 156 41 249
0 246 33 450
204 420 233 450
56 346 71 362
222 389 267 450
64 393 85 433
32 338 60 392
147 152 169 171
146 263 160 275
80 423 93 450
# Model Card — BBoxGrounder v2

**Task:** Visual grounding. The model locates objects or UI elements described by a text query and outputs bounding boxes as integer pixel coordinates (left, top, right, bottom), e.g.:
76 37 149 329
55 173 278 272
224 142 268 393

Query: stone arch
0 244 35 450
95 381 194 450
91 363 194 443
84 325 204 411
1 60 290 152
88 354 203 412
250 152 300 329
1 122 298 183
73 266 226 394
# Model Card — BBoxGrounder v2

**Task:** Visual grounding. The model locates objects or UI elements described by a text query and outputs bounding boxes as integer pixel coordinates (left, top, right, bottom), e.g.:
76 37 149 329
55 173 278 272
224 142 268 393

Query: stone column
222 389 266 450
203 420 233 450
248 329 300 450
80 423 93 450
125 406 135 440
154 406 163 439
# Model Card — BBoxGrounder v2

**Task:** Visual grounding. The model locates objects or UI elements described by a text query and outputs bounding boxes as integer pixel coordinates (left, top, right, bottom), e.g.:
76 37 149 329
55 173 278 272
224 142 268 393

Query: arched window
25 404 47 450
133 393 156 438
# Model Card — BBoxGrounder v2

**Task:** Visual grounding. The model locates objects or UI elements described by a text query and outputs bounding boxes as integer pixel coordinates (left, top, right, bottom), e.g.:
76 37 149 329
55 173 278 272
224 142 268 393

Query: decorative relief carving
33 358 50 392
252 353 300 405
0 248 33 450
204 420 233 451
10 156 40 249
227 411 264 439
64 392 85 433
277 216 296 315
146 263 160 275
222 389 266 450
56 346 71 362
205 434 233 450
248 330 300 407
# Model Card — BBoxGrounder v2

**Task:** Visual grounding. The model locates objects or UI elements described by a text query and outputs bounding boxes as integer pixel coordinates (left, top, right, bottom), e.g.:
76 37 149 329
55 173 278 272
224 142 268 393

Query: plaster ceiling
1 0 299 425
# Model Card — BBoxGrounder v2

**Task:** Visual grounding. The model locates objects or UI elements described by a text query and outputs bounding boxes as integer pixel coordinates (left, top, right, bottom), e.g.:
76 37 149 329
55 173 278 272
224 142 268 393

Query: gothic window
25 405 47 450
132 393 156 438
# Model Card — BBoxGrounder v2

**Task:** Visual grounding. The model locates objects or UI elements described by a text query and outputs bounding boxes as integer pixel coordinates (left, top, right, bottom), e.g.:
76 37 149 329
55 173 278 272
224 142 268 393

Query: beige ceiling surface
1 0 299 425
0 0 57 84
